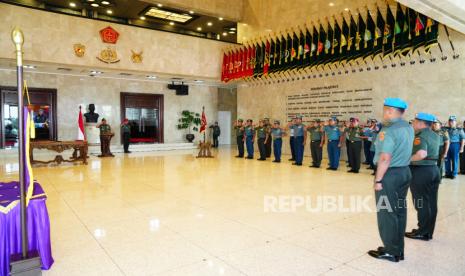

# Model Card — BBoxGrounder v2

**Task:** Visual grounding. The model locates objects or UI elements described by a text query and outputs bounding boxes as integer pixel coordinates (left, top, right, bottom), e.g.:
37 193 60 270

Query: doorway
120 92 164 144
0 87 57 148
218 111 231 145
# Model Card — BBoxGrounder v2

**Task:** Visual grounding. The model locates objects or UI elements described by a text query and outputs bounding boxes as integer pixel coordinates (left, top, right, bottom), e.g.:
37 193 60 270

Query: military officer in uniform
347 118 364 173
444 116 465 179
288 118 296 161
306 119 324 168
264 118 273 158
405 113 441 241
289 115 306 166
368 98 414 262
256 120 267 161
323 117 343 170
432 120 449 179
363 120 375 165
234 119 245 158
343 120 352 168
244 119 255 159
96 118 114 157
269 120 285 163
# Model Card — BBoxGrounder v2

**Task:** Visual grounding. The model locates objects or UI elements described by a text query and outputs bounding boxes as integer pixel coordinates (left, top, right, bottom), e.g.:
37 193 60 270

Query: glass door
125 107 159 143
3 103 19 148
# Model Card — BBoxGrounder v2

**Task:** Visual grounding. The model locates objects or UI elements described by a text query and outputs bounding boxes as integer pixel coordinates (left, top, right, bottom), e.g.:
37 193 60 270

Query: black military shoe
289 158 295 161
368 249 401 262
377 247 404 260
272 160 280 163
405 231 431 241
257 158 266 161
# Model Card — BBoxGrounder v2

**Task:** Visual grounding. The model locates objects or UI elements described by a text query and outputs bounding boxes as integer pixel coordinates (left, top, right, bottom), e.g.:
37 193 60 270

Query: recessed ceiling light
230 27 236 30
106 9 112 14
91 3 99 7
242 23 247 26
140 16 146 20
169 21 174 25
228 31 235 34
157 3 163 7
344 8 349 11
90 70 103 74
87 0 94 2
69 2 76 7
101 1 110 4
197 27 202 31
329 2 334 6
207 22 213 26
189 10 194 14
146 75 157 79
219 17 223 21
222 32 227 36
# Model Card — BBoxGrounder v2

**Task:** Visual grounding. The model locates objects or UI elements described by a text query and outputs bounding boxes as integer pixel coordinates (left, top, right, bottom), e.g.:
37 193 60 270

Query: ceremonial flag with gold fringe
424 17 439 53
340 16 349 63
373 7 385 58
364 9 375 59
383 4 395 58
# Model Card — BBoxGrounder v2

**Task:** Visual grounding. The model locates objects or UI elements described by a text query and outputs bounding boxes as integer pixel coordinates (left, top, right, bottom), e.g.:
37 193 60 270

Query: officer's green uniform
235 123 245 157
344 127 351 166
373 117 414 257
348 125 364 172
307 124 323 167
434 128 449 178
409 117 441 238
98 124 111 135
256 126 267 160
264 119 272 158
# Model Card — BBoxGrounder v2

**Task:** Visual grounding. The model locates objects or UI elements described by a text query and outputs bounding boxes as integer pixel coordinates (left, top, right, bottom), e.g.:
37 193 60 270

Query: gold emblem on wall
97 46 120 64
73 43 86 57
131 50 143 63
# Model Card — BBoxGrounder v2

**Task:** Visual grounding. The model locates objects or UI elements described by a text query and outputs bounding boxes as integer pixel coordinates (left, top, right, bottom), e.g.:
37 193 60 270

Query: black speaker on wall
168 83 189 96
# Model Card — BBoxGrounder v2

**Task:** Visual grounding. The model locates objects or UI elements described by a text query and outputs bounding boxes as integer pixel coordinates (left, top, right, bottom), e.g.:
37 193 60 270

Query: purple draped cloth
0 181 54 276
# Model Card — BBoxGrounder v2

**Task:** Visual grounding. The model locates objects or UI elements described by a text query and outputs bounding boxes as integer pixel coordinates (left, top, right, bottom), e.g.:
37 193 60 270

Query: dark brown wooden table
30 140 88 165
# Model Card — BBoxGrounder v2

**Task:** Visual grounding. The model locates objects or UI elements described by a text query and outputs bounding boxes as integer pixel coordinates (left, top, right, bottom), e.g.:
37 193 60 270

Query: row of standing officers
233 99 465 263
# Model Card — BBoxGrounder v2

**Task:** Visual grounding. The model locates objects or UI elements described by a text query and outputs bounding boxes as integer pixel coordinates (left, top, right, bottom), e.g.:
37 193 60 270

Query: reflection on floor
1 147 464 275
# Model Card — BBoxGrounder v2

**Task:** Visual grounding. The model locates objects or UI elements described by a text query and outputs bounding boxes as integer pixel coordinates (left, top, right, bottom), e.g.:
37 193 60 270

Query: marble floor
1 147 465 276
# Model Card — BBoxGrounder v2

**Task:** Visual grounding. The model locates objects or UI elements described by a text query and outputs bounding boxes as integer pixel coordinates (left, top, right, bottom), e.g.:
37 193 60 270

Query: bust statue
83 104 99 123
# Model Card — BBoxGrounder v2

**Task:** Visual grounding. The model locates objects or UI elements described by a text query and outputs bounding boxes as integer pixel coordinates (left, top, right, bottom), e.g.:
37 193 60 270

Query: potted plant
177 110 201 142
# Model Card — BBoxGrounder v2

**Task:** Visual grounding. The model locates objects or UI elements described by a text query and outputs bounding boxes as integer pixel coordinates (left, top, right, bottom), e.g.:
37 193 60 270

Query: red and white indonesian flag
199 108 207 133
77 106 86 141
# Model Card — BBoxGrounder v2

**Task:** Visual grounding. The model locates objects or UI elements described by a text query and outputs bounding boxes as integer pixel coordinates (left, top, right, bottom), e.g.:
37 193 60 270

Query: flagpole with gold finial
11 27 30 260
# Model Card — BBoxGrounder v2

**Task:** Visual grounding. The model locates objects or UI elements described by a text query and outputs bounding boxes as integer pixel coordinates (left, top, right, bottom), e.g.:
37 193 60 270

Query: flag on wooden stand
77 106 86 141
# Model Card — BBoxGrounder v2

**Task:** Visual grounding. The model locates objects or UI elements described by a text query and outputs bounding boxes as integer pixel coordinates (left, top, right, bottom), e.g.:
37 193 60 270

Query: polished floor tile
1 147 465 275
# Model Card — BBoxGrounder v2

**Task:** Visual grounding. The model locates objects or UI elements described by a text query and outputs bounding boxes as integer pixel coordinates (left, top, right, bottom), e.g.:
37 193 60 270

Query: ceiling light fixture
91 3 99 7
228 31 235 34
90 70 103 74
106 9 112 14
189 10 194 14
197 27 202 31
87 0 94 2
344 8 349 11
329 2 334 6
222 32 227 36
146 75 157 79
207 22 213 26
140 16 146 20
219 17 223 21
101 1 110 4
157 3 163 7
69 2 76 7
169 21 174 25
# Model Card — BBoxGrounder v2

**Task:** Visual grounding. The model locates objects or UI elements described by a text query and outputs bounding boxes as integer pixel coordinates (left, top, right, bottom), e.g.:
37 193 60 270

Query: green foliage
177 110 201 134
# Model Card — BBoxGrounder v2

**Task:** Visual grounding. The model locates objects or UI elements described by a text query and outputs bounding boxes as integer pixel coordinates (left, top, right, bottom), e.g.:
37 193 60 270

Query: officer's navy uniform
289 125 296 161
324 120 341 170
444 116 465 178
245 124 255 159
291 121 306 166
363 124 374 165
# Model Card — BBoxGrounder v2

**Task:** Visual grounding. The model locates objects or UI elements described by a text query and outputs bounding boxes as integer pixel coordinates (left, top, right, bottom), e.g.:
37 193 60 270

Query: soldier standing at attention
347 118 364 173
121 118 131 153
323 117 343 170
343 120 352 168
432 120 449 179
363 120 375 165
288 118 296 161
233 119 245 158
244 119 255 159
264 118 273 158
405 113 441 241
289 115 306 166
256 120 267 161
444 116 465 179
269 120 285 163
307 119 324 168
368 98 414 263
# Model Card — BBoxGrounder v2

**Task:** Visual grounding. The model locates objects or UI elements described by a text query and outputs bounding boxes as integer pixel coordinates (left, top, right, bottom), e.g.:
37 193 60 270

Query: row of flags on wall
221 3 440 83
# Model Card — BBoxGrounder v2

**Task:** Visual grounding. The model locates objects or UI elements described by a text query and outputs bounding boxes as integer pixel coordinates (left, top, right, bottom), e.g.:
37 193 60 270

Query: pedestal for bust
85 123 100 145
98 133 114 157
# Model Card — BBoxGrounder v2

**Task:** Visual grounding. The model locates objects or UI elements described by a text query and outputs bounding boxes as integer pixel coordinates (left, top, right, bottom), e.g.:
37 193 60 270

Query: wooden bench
30 140 88 165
